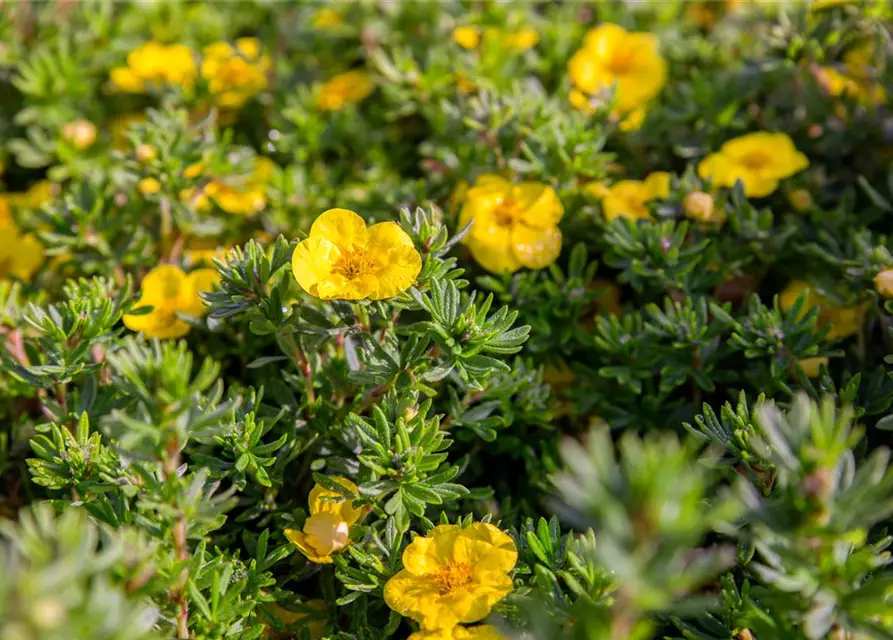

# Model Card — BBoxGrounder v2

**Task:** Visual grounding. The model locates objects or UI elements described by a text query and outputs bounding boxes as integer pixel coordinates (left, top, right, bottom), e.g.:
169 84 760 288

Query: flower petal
511 224 562 270
285 527 334 564
181 268 220 317
383 569 443 623
309 208 369 249
512 183 563 230
292 236 342 297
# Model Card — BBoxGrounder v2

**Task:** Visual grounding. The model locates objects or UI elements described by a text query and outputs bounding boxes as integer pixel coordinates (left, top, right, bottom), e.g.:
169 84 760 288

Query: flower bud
874 268 893 298
135 144 157 163
61 119 97 150
683 191 716 222
138 177 162 195
788 188 813 212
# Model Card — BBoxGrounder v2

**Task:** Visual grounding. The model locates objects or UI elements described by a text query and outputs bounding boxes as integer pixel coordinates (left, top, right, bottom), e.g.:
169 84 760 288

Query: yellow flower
201 39 270 109
0 205 44 282
409 625 505 640
453 26 481 49
458 174 563 274
698 132 809 198
263 600 327 640
110 41 197 93
816 65 886 105
138 178 162 195
292 209 422 300
874 269 893 298
61 119 97 150
568 23 667 116
600 172 670 222
313 7 344 30
123 265 220 339
284 477 367 564
686 0 745 28
383 522 517 631
203 157 276 216
779 281 867 341
683 191 725 225
315 71 374 111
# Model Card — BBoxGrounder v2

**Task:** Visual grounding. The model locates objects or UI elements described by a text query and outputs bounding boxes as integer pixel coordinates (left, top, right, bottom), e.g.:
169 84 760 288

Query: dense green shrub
2 1 893 639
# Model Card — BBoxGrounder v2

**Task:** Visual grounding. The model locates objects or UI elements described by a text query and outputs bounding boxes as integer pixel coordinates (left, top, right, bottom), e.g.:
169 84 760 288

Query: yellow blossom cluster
596 172 670 222
315 71 375 112
816 43 886 106
452 25 539 52
111 41 198 92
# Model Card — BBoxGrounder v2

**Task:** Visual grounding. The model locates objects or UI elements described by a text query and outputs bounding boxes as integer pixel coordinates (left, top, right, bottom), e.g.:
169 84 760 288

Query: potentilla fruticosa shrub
2 1 893 639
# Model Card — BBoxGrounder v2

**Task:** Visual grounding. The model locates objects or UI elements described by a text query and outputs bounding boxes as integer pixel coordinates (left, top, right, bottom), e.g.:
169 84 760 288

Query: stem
282 332 315 410
163 439 190 639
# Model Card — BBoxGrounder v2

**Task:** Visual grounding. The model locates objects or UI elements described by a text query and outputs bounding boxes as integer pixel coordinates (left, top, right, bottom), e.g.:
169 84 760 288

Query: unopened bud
683 191 716 222
61 119 97 150
135 144 157 163
788 189 813 212
874 268 893 298
137 177 162 195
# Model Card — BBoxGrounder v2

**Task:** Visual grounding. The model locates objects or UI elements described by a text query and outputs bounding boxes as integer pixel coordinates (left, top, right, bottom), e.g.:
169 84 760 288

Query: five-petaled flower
201 38 270 109
383 522 517 631
291 208 422 300
598 172 670 222
285 477 368 564
315 71 375 111
698 132 809 198
123 265 220 339
458 174 563 274
568 23 667 119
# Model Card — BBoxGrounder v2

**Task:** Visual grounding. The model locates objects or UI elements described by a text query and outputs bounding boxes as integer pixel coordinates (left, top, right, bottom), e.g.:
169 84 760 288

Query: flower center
608 49 635 75
739 150 770 170
494 198 523 228
433 561 473 595
334 248 373 279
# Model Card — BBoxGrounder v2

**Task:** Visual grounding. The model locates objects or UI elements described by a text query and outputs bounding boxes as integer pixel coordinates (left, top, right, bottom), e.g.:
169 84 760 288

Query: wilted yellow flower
698 132 809 198
458 174 563 274
285 477 368 564
384 522 517 631
263 600 327 639
600 172 670 222
568 23 667 116
313 7 344 30
61 119 97 150
409 625 505 640
110 41 197 92
453 26 481 49
315 71 374 111
779 280 867 341
138 178 162 195
874 269 893 299
201 39 270 109
292 208 421 301
0 200 44 282
123 265 219 339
